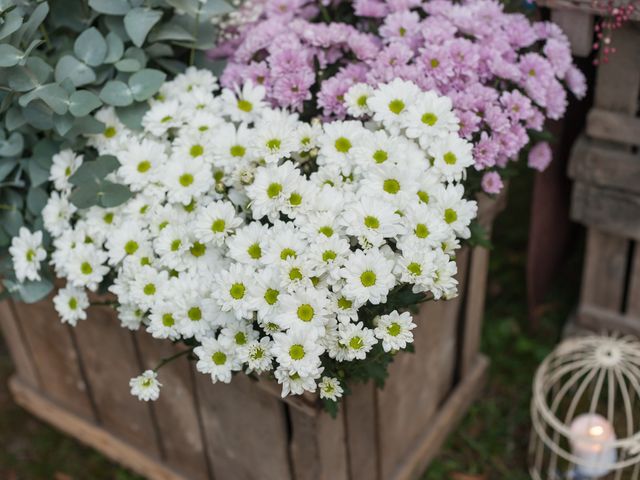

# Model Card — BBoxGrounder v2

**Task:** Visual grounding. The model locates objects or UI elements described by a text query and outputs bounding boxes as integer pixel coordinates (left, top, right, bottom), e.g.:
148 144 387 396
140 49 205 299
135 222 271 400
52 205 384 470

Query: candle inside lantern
569 413 617 477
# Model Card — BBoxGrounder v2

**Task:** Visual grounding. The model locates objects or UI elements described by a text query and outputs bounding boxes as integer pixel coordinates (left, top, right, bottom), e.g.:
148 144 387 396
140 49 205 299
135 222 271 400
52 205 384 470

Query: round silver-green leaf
100 80 133 106
69 90 102 117
74 27 108 67
128 68 166 101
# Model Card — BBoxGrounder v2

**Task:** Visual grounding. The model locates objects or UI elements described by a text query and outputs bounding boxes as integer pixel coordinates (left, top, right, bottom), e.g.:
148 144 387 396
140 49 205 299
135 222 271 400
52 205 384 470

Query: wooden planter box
560 17 640 335
0 192 506 480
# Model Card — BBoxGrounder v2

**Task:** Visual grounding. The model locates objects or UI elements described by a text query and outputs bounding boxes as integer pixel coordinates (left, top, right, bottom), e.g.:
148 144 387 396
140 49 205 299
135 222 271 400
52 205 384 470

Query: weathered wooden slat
593 24 640 113
579 229 630 319
9 376 186 480
0 300 40 387
345 380 378 480
195 372 293 480
289 407 349 480
135 334 210 480
624 242 640 331
586 109 640 146
578 306 640 336
376 247 470 480
74 306 161 458
12 295 94 419
391 355 490 480
551 9 594 57
571 182 640 241
568 136 640 194
536 0 640 21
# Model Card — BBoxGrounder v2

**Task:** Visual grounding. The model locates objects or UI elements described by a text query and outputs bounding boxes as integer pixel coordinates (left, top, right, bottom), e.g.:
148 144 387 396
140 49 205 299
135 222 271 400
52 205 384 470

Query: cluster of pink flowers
213 0 586 193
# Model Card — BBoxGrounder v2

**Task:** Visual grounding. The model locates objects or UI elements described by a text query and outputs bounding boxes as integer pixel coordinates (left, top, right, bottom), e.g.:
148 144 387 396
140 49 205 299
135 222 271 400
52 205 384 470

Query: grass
0 171 581 479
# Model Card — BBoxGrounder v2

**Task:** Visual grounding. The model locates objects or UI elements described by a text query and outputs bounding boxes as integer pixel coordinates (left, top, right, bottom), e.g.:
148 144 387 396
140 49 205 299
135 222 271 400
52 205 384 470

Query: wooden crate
561 17 640 336
0 192 506 480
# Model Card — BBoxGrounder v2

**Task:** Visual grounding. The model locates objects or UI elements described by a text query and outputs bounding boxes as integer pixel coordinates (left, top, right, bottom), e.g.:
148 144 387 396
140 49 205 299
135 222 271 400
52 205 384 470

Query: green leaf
115 57 141 72
74 27 108 67
104 32 124 63
22 101 54 129
89 0 131 15
124 7 162 47
71 115 104 135
98 180 133 207
7 57 52 91
55 55 96 86
0 159 17 182
53 113 74 136
34 83 69 115
69 154 120 186
0 132 23 157
68 90 102 117
116 101 149 130
0 44 23 67
99 80 133 106
165 0 201 17
128 68 165 101
69 184 99 208
0 9 23 40
200 0 234 17
0 208 23 236
468 220 492 249
4 277 53 304
27 187 48 214
17 2 49 45
26 159 49 187
5 107 26 131
148 22 195 43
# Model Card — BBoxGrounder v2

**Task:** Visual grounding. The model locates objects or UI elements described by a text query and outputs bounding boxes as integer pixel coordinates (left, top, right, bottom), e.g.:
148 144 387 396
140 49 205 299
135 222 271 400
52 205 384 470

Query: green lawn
0 170 581 479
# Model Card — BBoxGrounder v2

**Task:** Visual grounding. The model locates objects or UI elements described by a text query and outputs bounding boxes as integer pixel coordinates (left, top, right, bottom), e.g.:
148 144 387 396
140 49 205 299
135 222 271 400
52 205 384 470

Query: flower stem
189 7 201 66
153 347 195 372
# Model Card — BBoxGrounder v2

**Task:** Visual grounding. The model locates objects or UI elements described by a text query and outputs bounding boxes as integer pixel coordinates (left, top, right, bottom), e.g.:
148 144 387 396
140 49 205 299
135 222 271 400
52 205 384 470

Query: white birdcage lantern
529 334 640 479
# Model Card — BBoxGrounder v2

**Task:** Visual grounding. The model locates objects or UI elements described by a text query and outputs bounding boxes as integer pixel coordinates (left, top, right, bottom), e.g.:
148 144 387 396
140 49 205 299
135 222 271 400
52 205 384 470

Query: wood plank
12 294 94 419
593 24 640 113
578 305 640 336
376 247 470 480
74 305 161 458
586 109 640 146
579 228 629 317
390 355 489 480
9 376 186 480
624 241 640 330
568 136 640 194
536 0 640 21
289 406 349 480
345 380 379 480
571 182 640 241
135 333 210 480
0 300 40 387
195 372 293 480
551 9 594 57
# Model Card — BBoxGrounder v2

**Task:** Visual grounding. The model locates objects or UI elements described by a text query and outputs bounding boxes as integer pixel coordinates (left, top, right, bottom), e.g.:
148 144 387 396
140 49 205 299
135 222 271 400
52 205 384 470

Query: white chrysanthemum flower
329 291 359 324
118 302 146 330
275 366 319 397
105 221 150 266
374 311 416 352
246 162 299 221
163 158 214 206
42 191 76 238
220 81 267 123
90 107 131 151
429 134 474 183
351 129 404 171
404 90 459 146
248 267 282 321
153 223 189 271
345 83 375 117
339 249 396 306
319 376 344 401
338 322 377 361
194 337 241 383
431 250 459 300
253 110 299 163
436 184 478 239
394 249 438 294
130 265 169 311
245 337 274 374
9 227 46 283
50 149 83 192
367 78 420 132
142 100 181 136
130 370 162 401
227 222 270 265
211 122 254 172
172 129 214 163
53 285 89 326
171 66 218 96
117 138 167 191
340 196 404 248
272 330 324 377
306 235 351 281
359 163 418 209
294 121 322 152
218 322 259 360
147 303 181 340
66 244 109 291
274 287 331 335
397 204 450 250
262 221 308 266
213 263 255 319
316 121 365 173
193 201 242 246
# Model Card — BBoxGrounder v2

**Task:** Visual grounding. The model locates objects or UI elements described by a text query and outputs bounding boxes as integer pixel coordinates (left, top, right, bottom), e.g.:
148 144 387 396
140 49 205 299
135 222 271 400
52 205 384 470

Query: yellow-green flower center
297 304 314 322
364 216 380 229
373 150 388 163
81 262 93 275
388 99 405 114
190 145 204 157
188 307 201 321
349 336 364 350
360 270 377 287
415 223 429 238
68 297 78 310
104 126 116 138
212 351 227 365
421 113 438 126
443 152 457 165
267 182 282 198
247 243 262 259
212 219 226 233
264 288 279 305
280 248 296 260
444 208 458 224
190 242 206 257
387 322 401 336
334 137 352 153
162 313 175 327
230 145 246 157
124 240 139 255
383 179 400 194
230 283 245 300
289 344 305 360
179 173 194 187
407 262 422 276
137 160 151 173
237 99 253 112
143 283 156 295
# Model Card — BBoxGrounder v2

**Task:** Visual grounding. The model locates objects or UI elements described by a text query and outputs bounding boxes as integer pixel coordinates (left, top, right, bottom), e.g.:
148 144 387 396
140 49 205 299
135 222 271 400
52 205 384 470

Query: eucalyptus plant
0 0 234 302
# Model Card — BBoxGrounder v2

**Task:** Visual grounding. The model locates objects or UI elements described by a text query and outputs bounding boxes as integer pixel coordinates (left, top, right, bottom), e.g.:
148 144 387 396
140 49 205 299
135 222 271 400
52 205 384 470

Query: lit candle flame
589 425 605 437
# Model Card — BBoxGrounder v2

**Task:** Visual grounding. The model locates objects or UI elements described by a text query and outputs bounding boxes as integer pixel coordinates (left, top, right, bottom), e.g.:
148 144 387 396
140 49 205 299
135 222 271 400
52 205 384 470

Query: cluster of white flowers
25 67 477 401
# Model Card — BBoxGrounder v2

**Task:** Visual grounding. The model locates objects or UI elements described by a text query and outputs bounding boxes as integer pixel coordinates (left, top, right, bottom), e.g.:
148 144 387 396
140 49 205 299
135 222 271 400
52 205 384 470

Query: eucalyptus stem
153 346 195 372
90 300 117 307
320 5 332 23
189 8 201 66
39 24 52 50
0 204 15 211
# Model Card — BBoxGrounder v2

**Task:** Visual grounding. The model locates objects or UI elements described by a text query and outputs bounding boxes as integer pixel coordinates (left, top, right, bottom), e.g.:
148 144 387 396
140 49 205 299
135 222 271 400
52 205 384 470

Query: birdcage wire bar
529 334 640 479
